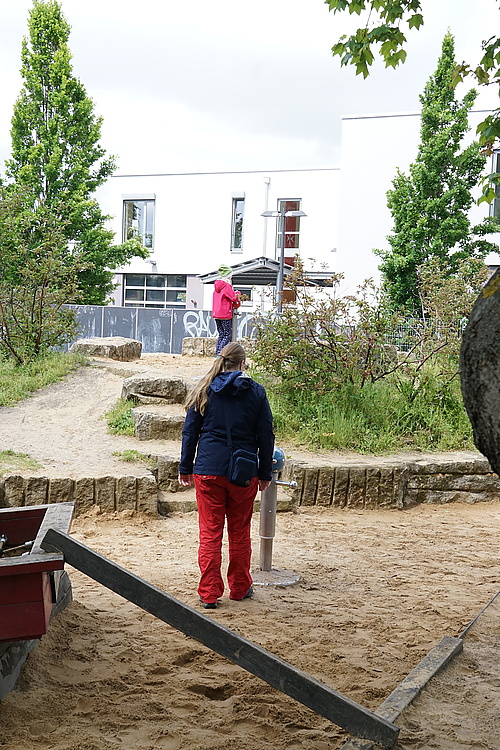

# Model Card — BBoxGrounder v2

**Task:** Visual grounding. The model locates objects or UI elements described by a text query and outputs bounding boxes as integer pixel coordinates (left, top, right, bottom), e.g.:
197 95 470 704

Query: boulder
122 375 187 404
70 337 142 361
132 406 185 440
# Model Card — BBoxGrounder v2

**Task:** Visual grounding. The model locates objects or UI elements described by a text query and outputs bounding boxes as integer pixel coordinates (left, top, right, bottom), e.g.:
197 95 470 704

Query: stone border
281 456 500 509
1 456 498 517
0 475 158 516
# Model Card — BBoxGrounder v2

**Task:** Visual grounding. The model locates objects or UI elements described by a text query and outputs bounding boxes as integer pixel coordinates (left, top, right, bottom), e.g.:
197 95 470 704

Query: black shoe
233 586 253 601
199 597 218 609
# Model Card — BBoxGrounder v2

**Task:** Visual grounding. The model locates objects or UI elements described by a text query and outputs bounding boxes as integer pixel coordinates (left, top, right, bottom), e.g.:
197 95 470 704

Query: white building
97 167 339 312
96 110 499 311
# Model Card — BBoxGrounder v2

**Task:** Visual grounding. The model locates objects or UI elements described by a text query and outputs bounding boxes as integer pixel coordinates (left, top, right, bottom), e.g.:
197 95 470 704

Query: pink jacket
212 279 239 319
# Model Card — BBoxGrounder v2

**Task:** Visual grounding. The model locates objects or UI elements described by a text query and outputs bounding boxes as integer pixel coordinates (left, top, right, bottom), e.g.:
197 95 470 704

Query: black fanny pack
227 449 258 487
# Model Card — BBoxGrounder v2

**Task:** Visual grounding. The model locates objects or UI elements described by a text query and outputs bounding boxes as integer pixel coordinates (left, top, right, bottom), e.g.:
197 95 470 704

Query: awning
198 256 333 287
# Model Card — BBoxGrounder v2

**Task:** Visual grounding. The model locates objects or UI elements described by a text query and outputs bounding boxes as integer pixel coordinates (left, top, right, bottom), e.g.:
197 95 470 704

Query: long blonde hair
185 342 246 415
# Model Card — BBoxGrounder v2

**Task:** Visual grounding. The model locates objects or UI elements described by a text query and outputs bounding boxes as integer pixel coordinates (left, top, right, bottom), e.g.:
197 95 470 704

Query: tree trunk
460 268 500 476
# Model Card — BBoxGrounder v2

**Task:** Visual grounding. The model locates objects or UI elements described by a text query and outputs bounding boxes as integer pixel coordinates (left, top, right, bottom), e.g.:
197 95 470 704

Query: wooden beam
41 528 399 748
340 636 463 749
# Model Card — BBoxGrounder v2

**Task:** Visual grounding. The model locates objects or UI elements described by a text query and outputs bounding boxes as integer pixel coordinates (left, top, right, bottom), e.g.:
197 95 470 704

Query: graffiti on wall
72 306 255 354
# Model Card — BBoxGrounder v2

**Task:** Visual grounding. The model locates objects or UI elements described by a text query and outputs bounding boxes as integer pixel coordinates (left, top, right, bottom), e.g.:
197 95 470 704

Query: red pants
194 475 258 603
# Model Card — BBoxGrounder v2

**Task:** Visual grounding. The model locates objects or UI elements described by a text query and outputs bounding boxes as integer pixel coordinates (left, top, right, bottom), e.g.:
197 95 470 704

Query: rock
132 406 185 441
122 375 187 404
460 268 500 477
70 337 142 361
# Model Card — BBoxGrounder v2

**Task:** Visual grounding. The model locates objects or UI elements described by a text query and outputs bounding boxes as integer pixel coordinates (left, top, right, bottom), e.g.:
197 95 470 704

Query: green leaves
325 1 499 154
378 33 496 315
5 0 143 305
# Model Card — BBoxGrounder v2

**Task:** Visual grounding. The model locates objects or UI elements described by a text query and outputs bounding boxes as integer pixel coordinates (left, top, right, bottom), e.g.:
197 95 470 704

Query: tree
324 2 500 171
0 187 80 364
376 33 499 314
4 0 147 304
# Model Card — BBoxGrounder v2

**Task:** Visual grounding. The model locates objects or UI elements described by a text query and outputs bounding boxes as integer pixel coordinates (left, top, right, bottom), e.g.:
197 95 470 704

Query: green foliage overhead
4 0 147 304
324 1 500 172
376 34 499 314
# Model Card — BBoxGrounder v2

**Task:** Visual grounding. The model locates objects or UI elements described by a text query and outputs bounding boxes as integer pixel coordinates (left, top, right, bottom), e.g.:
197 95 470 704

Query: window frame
123 273 187 309
275 198 302 258
122 197 156 250
230 195 245 253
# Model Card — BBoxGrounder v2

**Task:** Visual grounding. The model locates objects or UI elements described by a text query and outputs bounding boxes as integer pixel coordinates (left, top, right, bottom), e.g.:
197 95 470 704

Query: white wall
96 167 339 309
336 111 500 296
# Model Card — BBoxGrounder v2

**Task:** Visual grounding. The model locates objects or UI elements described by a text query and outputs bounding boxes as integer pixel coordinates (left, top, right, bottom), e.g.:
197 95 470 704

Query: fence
69 306 255 354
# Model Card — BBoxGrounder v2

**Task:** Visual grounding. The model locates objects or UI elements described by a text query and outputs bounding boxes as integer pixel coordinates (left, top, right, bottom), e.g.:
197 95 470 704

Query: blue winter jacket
179 370 274 480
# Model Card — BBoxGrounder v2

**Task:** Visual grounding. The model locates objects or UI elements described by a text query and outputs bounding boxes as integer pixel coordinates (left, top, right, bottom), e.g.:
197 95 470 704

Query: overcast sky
0 0 498 176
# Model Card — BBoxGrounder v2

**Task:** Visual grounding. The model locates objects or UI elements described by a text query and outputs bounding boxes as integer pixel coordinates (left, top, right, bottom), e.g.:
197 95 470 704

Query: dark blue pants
215 318 232 355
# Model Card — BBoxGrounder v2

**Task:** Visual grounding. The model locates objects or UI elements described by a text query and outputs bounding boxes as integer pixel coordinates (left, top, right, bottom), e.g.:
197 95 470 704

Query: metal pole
259 471 278 571
276 205 286 313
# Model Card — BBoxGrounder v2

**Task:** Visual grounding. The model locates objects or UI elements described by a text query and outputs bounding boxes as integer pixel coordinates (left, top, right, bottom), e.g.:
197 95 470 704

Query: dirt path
0 354 482 477
0 354 498 749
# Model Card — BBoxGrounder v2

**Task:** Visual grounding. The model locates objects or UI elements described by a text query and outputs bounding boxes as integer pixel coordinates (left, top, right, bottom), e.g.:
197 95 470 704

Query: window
276 199 302 257
123 199 155 249
491 152 500 223
230 197 245 252
233 285 253 306
123 274 187 308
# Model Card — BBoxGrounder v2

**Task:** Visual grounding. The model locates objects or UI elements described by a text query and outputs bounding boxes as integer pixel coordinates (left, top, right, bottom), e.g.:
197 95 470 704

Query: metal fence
69 306 255 354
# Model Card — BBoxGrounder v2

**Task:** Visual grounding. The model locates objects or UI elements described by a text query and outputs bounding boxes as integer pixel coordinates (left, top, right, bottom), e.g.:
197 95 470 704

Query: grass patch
259 372 475 454
0 351 88 407
112 449 157 469
106 399 136 435
0 449 42 473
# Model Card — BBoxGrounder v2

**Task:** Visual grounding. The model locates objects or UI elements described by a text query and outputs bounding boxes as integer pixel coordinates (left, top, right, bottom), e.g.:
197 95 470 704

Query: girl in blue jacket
178 342 274 609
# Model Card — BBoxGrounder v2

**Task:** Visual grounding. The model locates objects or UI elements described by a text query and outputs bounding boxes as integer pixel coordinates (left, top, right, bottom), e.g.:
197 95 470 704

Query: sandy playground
0 355 499 749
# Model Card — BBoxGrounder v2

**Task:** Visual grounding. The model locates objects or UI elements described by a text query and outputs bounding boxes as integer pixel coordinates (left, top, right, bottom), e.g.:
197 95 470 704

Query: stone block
116 476 137 511
407 473 500 493
73 477 95 515
95 476 116 513
365 467 380 509
3 475 25 507
48 478 73 505
346 467 366 508
122 375 187 404
137 475 158 515
379 467 395 507
25 476 48 506
393 467 409 509
412 458 491 475
182 338 205 356
332 467 348 508
156 455 191 493
0 481 4 508
316 467 334 506
70 336 142 361
203 338 217 357
132 408 185 441
300 468 319 506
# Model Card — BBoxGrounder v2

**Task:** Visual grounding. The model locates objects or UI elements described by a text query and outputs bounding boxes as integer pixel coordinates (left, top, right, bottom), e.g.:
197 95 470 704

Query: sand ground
0 354 498 749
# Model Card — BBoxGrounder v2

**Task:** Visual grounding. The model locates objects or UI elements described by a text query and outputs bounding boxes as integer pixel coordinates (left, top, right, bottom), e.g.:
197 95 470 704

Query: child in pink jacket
212 265 240 356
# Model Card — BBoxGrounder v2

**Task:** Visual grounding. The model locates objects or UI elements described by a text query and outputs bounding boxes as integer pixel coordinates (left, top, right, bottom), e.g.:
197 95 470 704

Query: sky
0 0 498 176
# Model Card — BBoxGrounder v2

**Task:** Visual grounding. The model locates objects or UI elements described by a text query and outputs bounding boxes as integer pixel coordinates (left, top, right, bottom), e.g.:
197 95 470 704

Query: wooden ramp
41 528 399 748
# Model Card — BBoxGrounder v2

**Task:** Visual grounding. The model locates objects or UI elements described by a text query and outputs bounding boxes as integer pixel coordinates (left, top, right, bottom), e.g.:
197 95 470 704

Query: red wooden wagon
0 502 74 698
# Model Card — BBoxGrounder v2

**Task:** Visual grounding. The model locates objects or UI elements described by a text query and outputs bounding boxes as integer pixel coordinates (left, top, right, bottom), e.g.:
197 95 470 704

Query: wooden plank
0 554 64 576
31 503 74 555
41 528 399 748
340 636 463 750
